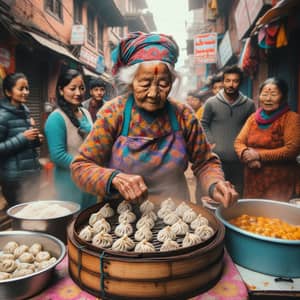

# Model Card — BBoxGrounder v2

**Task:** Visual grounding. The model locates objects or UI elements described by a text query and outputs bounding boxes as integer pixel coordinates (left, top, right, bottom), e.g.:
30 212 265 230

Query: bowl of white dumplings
7 200 80 244
0 230 66 300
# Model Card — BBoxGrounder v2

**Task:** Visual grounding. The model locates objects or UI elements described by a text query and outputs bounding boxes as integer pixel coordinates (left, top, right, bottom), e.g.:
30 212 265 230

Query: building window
87 8 95 45
73 0 82 24
45 0 63 21
97 20 104 51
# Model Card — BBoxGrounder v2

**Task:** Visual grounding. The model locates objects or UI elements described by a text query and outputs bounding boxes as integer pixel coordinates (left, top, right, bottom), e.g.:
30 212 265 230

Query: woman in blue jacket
44 69 96 210
0 73 42 207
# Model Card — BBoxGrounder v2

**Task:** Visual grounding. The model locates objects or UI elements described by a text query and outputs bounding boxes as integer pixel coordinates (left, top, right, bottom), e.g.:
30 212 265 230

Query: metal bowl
216 199 300 277
7 200 80 244
0 230 66 300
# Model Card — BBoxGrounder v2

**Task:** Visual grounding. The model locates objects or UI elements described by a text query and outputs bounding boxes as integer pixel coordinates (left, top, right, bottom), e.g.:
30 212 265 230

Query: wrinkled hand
242 148 260 163
247 160 261 169
23 128 40 141
112 172 148 204
211 181 239 208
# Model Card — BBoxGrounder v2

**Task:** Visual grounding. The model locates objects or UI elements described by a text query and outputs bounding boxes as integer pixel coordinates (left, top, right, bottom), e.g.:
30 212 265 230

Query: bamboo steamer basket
67 197 225 299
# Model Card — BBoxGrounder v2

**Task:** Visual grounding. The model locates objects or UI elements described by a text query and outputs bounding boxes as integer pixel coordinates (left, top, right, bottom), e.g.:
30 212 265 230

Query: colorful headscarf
111 32 179 75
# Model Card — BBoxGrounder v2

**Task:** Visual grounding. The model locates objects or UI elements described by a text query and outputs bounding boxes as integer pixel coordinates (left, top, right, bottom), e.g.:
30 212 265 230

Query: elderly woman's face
259 83 283 113
132 63 172 112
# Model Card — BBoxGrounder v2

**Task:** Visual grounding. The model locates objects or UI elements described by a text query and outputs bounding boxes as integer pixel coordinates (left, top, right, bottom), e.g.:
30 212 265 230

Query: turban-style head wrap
111 31 179 75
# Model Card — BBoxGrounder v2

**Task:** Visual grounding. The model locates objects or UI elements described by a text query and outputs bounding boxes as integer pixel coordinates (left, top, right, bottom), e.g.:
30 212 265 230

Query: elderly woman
71 32 238 207
235 77 300 201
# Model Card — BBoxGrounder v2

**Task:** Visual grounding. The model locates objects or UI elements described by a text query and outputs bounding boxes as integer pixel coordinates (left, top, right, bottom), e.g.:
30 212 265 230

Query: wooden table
31 250 249 300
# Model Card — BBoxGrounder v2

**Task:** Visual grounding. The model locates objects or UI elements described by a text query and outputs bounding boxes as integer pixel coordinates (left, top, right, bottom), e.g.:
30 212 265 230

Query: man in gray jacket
201 65 255 195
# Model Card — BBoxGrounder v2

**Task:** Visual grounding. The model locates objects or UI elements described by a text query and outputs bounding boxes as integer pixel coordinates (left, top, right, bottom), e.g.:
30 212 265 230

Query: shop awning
24 31 80 62
254 0 300 29
83 66 112 83
83 66 99 77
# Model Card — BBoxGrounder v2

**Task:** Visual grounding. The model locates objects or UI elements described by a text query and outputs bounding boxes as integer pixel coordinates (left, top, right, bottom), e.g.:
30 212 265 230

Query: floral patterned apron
108 95 190 200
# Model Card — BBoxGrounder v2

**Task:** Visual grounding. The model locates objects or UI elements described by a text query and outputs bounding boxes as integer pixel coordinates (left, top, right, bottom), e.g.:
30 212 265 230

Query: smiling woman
234 77 300 201
0 73 42 208
44 69 97 210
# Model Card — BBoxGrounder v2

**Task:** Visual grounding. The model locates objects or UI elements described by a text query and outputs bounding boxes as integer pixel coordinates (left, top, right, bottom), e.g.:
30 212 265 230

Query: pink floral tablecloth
32 250 248 300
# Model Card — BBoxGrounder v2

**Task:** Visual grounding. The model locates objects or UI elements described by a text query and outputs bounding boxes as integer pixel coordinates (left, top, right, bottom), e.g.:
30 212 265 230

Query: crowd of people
188 66 300 203
0 31 300 212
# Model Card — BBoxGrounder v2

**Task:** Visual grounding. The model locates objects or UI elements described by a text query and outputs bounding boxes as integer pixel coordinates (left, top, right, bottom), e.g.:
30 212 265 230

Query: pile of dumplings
0 241 57 281
78 198 215 253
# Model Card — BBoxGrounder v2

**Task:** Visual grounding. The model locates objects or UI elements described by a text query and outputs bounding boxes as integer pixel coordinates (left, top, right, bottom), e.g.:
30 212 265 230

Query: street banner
194 32 217 64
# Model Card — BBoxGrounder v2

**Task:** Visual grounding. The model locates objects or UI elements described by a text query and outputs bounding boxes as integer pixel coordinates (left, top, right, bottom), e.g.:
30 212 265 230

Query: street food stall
1 197 300 299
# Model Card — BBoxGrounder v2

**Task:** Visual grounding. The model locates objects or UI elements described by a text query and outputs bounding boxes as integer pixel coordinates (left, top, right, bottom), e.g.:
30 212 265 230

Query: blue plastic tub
216 199 300 277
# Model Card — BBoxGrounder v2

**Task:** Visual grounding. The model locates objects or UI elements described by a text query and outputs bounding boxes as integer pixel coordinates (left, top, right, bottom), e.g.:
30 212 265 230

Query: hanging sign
79 47 98 68
194 32 217 64
70 25 85 45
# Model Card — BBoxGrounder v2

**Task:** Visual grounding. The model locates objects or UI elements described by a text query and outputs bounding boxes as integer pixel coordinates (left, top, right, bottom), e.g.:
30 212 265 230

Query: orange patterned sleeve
234 114 254 160
258 112 300 161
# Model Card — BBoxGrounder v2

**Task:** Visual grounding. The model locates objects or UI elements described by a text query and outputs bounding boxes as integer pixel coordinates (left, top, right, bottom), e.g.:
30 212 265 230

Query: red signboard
194 32 217 64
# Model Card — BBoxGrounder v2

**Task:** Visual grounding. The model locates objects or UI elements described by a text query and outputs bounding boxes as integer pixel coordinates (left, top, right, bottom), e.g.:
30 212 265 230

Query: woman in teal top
45 69 97 210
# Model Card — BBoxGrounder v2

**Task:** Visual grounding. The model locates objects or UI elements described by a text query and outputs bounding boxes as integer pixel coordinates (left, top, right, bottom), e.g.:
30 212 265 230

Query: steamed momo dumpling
160 239 180 252
0 253 14 261
3 241 19 254
0 271 11 281
134 239 156 253
136 216 155 229
0 259 17 273
160 197 176 210
16 262 35 272
139 200 155 214
92 232 113 248
190 215 209 230
115 221 133 237
35 257 57 271
163 212 180 225
29 243 43 256
195 225 214 241
182 232 202 247
89 211 104 226
175 202 190 217
112 234 135 251
182 208 197 223
18 252 34 264
12 268 34 278
35 251 51 262
157 206 172 219
14 245 29 259
99 203 114 218
92 218 111 233
79 225 94 241
134 225 153 242
171 219 189 236
142 210 157 221
117 200 132 214
118 210 136 223
157 226 176 242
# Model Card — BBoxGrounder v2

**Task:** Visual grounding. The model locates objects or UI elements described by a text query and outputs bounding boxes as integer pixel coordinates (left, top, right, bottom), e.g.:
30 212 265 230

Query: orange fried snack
229 214 300 240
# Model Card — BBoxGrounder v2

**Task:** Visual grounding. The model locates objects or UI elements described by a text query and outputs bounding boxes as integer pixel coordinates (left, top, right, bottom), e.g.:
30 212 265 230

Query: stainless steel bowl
7 200 80 244
0 230 66 300
216 199 300 277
